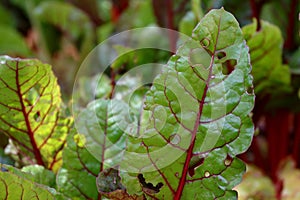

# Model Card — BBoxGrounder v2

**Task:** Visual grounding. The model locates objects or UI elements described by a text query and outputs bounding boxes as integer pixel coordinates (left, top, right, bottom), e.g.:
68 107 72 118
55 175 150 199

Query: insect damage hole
33 111 40 122
246 86 254 95
222 59 237 75
216 51 226 60
224 155 233 166
200 38 210 48
138 174 163 194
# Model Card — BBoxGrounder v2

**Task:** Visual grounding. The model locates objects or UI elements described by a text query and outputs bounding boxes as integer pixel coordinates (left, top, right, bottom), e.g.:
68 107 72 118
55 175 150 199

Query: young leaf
0 56 72 171
121 8 254 199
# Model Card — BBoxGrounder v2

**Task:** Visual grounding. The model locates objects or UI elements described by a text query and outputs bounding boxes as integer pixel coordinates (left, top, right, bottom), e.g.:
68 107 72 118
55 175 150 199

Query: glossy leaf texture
58 99 132 199
121 8 254 199
76 99 134 168
0 164 64 200
56 131 101 199
242 20 291 95
0 56 72 171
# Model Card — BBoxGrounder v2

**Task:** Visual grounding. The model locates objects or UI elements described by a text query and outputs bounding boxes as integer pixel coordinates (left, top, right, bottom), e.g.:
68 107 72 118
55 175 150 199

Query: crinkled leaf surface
76 99 134 168
2 164 56 188
56 130 101 199
0 56 71 171
22 165 56 188
0 164 63 200
58 99 132 199
73 74 112 109
242 20 291 95
121 8 254 199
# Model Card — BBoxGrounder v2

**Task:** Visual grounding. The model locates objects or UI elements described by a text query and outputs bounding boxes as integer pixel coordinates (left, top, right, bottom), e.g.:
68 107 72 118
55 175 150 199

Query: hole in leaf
200 38 210 48
138 174 163 194
224 155 233 166
73 134 86 148
204 171 210 177
97 168 125 193
222 59 237 75
33 111 40 122
188 157 204 177
216 51 226 60
169 134 181 145
246 87 254 94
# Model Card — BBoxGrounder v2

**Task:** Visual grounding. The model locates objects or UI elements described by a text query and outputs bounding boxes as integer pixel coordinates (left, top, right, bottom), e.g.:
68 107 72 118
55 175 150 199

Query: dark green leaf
56 131 101 199
59 99 135 199
121 8 254 199
75 99 135 167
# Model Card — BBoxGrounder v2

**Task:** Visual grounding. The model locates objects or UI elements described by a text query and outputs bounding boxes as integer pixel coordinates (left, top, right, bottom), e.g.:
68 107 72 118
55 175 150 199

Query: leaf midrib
15 61 45 166
174 13 222 199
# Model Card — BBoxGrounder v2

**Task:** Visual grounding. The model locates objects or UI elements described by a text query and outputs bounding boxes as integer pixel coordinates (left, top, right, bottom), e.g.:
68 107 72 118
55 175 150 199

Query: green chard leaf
56 130 101 199
242 19 291 96
120 8 254 199
0 164 64 199
76 99 134 168
0 56 72 171
21 165 56 188
58 99 133 199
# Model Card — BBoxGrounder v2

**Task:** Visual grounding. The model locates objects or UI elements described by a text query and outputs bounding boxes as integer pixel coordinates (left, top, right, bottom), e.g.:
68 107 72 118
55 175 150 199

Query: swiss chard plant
0 8 255 199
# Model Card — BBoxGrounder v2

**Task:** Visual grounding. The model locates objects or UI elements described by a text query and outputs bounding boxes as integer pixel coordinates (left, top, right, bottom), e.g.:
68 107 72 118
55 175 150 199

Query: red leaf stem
293 113 300 168
15 61 45 166
284 0 298 50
